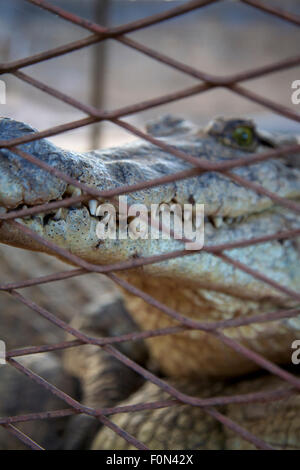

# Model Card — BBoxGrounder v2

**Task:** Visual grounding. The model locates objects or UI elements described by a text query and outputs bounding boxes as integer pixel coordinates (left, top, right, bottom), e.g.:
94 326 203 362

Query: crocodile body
0 115 299 449
91 375 300 450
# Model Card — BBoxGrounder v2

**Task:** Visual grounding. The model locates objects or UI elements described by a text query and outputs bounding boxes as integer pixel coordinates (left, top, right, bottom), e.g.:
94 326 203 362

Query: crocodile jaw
0 117 299 303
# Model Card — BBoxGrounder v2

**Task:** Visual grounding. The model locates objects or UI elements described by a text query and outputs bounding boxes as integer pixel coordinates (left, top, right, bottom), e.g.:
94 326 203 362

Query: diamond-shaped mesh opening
0 0 299 450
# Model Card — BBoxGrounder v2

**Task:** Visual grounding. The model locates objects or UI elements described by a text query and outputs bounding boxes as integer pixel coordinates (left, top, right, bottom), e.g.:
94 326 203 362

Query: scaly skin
62 299 300 450
0 115 299 378
0 115 299 449
91 375 300 450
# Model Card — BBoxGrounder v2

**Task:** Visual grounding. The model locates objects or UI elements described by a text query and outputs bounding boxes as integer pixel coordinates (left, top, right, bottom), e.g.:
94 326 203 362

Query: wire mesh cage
0 0 299 450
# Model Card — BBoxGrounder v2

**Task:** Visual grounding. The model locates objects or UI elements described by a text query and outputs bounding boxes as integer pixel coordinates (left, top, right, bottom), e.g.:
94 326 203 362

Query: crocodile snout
0 118 69 209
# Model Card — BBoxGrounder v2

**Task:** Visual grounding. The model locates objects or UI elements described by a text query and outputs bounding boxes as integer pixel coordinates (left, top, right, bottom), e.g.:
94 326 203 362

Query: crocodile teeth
73 188 82 197
33 214 44 224
21 205 31 220
66 185 82 197
211 216 223 228
53 208 63 220
88 199 99 216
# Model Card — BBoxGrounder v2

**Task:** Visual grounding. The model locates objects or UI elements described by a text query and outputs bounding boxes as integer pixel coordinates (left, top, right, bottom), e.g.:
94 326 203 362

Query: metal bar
0 0 299 451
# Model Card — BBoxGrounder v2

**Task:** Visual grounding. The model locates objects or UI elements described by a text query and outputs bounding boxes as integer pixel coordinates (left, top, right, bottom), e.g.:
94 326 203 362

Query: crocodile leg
63 298 149 450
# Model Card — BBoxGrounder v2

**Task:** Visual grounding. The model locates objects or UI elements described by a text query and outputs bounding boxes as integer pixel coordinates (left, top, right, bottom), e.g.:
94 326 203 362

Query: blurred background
0 1 299 448
0 0 299 151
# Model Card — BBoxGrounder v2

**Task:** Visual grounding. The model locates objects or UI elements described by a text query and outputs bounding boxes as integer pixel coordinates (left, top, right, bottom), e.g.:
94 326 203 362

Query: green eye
233 126 253 147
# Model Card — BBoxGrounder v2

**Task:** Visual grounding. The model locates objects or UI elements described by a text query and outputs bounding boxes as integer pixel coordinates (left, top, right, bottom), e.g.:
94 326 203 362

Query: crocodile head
0 115 299 377
0 115 299 300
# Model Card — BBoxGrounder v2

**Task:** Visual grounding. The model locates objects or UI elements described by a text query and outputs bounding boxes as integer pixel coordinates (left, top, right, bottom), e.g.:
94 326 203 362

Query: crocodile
0 115 299 449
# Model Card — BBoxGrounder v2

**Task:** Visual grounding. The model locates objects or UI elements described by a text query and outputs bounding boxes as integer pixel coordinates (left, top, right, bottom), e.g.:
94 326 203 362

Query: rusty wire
0 0 299 451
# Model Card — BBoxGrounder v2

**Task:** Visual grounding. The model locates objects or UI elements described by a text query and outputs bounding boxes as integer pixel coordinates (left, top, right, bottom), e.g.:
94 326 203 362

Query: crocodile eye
233 126 253 148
